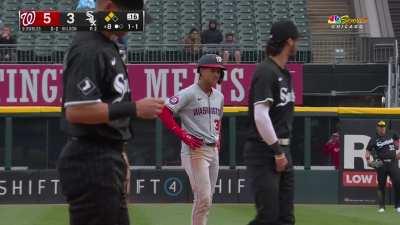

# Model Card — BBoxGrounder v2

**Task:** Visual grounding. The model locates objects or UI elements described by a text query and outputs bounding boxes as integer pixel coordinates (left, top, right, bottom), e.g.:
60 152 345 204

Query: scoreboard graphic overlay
19 10 144 32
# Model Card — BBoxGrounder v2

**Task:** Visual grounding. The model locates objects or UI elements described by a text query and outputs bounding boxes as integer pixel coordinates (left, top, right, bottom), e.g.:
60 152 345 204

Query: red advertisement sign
0 64 303 106
340 119 399 204
342 170 392 188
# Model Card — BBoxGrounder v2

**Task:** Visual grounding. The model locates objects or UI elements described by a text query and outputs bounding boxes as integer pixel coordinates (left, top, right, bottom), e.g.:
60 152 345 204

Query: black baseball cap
111 0 144 10
377 120 386 127
269 20 300 43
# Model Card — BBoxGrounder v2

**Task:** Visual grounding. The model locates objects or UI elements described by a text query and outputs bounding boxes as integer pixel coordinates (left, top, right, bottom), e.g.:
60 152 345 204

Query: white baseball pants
181 145 219 225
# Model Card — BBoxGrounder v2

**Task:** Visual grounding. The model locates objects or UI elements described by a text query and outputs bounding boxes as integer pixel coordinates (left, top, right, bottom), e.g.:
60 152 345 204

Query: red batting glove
158 107 203 150
181 133 203 150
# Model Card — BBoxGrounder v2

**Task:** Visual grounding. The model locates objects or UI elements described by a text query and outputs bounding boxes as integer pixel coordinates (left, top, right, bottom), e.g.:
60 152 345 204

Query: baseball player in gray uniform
158 54 225 225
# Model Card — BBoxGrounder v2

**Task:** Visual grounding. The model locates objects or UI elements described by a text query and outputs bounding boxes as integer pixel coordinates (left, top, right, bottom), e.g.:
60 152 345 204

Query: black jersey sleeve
366 138 374 152
253 65 275 105
393 132 399 141
63 50 105 107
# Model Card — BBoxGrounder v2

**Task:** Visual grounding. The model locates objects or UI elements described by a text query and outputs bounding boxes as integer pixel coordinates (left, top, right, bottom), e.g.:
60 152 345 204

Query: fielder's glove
368 159 384 168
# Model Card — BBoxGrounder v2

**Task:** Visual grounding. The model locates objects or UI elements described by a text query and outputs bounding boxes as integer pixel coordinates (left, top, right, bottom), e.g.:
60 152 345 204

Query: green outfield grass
0 204 398 225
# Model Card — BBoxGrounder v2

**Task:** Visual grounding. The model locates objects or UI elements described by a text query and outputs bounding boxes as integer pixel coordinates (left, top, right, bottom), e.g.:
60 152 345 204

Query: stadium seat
1 0 18 25
54 32 73 50
201 0 219 24
163 11 180 21
219 0 235 13
238 21 256 47
181 23 200 33
180 0 201 32
20 0 38 10
181 1 198 8
40 0 56 10
34 34 55 57
17 32 35 63
57 0 75 11
2 0 19 12
127 33 145 46
181 20 200 31
163 24 180 33
236 1 252 7
1 11 18 27
220 23 237 34
0 0 311 61
163 0 180 9
254 0 270 9
146 0 163 9
16 32 35 52
163 32 181 45
272 13 289 22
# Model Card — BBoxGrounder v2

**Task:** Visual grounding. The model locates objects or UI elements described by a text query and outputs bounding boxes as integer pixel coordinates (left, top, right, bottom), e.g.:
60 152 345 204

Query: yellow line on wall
1 106 400 115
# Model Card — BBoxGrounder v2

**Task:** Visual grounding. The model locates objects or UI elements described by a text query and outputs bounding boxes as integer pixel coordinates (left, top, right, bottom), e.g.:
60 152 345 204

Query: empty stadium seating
0 0 310 62
389 0 400 41
307 0 354 63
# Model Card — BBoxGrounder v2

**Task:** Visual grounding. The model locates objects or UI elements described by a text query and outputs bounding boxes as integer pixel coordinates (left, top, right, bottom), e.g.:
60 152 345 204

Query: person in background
183 28 201 54
201 20 223 54
222 33 241 63
323 132 340 169
0 26 16 62
365 120 400 213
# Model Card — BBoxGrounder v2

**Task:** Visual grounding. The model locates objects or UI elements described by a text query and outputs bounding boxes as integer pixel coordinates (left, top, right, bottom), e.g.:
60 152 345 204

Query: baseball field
0 204 398 225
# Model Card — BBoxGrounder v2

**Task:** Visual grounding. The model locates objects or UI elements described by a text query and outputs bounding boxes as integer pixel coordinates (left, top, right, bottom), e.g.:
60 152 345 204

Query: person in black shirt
201 20 223 54
57 1 164 225
365 120 400 213
244 21 299 225
201 20 223 45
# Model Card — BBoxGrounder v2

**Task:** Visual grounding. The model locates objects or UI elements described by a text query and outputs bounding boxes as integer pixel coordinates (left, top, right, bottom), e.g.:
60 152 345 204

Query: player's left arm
392 132 400 159
393 132 399 149
365 138 374 161
158 90 203 149
216 95 224 151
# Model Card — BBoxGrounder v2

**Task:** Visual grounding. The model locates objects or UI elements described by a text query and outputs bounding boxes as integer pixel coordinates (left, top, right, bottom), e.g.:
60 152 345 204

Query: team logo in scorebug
20 11 36 26
85 11 96 26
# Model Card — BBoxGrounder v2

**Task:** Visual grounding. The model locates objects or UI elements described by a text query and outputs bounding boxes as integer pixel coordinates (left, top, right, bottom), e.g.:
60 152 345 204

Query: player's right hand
274 153 288 172
182 133 203 150
365 151 371 161
136 98 164 119
396 151 400 160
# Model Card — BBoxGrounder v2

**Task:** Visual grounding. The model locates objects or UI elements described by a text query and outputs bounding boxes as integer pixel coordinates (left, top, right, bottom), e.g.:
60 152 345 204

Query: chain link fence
0 35 397 64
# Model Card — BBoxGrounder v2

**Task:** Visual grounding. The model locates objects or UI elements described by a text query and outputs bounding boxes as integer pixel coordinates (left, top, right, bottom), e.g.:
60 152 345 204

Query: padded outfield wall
0 63 393 204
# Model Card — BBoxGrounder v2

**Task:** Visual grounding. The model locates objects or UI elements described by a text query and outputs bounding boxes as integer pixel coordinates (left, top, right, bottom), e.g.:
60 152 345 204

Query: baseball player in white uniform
158 54 225 225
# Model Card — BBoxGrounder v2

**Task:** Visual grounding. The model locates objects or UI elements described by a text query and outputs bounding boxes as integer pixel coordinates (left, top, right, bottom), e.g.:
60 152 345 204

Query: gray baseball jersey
166 83 224 153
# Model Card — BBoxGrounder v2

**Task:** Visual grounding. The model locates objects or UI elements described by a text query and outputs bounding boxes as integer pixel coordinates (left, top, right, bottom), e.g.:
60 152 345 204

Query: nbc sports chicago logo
328 15 368 30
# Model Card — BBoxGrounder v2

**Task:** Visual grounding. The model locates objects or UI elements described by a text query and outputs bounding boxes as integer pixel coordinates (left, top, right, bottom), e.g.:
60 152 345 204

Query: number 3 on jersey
214 120 221 132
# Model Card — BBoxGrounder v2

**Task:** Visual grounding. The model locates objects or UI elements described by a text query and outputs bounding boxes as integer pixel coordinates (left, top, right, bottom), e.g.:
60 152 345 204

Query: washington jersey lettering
166 84 224 153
